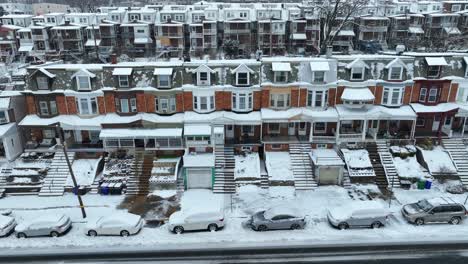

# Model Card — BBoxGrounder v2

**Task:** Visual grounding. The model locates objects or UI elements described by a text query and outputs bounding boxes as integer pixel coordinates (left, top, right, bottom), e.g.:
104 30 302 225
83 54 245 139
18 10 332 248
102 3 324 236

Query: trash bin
72 186 80 195
100 183 109 195
425 179 433 189
417 179 426 190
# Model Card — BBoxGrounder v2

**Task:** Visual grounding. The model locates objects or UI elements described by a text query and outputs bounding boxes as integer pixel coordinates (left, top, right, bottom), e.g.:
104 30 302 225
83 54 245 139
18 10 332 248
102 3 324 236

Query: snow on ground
235 153 260 179
66 158 102 187
419 146 457 174
265 152 293 181
393 156 430 178
341 149 372 169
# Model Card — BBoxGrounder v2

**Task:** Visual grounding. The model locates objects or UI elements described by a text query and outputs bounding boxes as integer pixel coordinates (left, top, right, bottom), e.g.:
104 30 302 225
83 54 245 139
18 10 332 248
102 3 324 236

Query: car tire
208 224 218 232
371 222 382 229
415 218 424 226
16 232 26 239
290 224 300 230
173 226 184 234
50 231 59 237
120 230 130 237
338 223 349 230
449 217 461 225
88 230 98 237
257 225 268 232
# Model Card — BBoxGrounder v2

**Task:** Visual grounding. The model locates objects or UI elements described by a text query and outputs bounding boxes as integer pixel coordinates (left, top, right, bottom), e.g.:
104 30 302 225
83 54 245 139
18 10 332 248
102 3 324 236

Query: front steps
365 142 388 189
213 145 236 193
38 151 75 197
442 138 468 186
376 140 400 188
126 151 154 196
289 143 317 190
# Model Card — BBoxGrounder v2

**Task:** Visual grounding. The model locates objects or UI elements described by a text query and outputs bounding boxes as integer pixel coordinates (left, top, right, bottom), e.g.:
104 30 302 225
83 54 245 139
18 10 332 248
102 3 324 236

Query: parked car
167 211 224 234
402 197 467 225
15 214 71 238
245 206 306 231
0 215 16 237
85 212 144 237
327 202 390 230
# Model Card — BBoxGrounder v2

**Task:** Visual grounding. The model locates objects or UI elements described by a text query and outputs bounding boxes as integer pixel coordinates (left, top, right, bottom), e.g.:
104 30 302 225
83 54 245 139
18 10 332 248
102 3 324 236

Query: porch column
375 120 380 140
260 123 263 141
309 122 314 142
410 119 416 140
361 119 368 141
335 120 340 142
437 113 445 140
462 117 467 137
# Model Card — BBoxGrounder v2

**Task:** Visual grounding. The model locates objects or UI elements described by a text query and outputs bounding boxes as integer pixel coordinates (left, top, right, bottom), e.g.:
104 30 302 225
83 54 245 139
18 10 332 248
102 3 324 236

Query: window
76 76 90 90
232 92 253 112
0 111 7 124
241 125 254 136
270 93 290 108
119 75 129 87
428 88 437 102
38 100 57 116
236 72 249 86
427 66 440 78
155 96 176 113
382 87 404 106
274 71 288 83
389 66 403 80
76 97 98 115
116 98 137 113
452 4 461 12
351 67 364 80
158 75 171 88
314 122 326 133
312 71 325 83
193 95 215 112
416 117 425 127
120 99 129 112
130 98 137 112
197 72 210 85
419 88 427 102
268 123 280 133
37 77 49 90
307 90 328 107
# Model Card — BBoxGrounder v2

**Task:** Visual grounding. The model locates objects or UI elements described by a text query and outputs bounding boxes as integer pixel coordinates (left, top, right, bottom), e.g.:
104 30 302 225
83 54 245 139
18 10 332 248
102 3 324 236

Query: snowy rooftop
410 103 459 113
100 128 183 139
425 57 449 66
183 153 214 167
309 149 345 166
341 88 375 101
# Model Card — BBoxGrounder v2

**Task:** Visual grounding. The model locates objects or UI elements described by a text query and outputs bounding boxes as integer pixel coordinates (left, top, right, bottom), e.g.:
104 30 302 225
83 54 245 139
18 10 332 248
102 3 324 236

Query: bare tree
316 0 370 54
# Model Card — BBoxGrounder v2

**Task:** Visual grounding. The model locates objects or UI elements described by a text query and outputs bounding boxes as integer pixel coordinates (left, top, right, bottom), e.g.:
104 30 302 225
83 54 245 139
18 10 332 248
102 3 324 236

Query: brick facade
183 91 193 111
146 94 156 113
104 92 116 113
26 95 36 114
65 96 77 114
136 92 146 112
97 96 106 114
56 95 67 115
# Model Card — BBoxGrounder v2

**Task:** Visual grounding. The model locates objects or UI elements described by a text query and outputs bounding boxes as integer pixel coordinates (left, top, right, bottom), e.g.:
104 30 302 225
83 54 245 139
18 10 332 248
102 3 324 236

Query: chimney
326 45 333 58
111 53 117 64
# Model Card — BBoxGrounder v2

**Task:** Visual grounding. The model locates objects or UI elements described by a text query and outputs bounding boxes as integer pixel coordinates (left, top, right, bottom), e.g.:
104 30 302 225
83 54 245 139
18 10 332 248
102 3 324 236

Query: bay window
38 100 58 116
193 95 215 112
382 87 404 106
155 96 176 113
232 92 253 112
419 88 427 102
270 93 290 108
428 88 437 102
307 90 328 107
115 97 137 113
76 97 98 115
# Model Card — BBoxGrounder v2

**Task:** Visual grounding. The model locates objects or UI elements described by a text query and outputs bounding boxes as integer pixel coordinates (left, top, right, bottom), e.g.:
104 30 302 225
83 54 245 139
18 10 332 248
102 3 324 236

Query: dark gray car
402 197 467 225
245 207 306 231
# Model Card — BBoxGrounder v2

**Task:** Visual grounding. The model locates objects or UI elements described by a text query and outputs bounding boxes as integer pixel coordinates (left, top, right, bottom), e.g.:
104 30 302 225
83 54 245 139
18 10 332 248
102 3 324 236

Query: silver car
327 202 390 230
246 207 306 231
15 214 72 238
402 197 467 225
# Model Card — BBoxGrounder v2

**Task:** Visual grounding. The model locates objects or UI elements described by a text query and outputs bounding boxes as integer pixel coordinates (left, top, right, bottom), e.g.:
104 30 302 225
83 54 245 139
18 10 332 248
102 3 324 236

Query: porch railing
311 136 336 143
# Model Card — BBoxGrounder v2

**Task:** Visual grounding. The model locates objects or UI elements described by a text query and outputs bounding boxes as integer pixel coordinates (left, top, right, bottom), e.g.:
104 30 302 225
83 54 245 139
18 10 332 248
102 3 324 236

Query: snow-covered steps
126 151 154 196
376 140 400 188
365 142 388 189
39 151 75 197
213 145 236 193
442 138 468 187
0 168 11 197
289 143 317 190
260 159 269 189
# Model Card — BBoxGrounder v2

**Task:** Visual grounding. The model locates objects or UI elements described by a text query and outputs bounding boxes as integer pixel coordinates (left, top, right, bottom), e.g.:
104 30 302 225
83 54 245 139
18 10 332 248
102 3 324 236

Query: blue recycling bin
100 186 109 195
425 179 432 189
72 186 79 195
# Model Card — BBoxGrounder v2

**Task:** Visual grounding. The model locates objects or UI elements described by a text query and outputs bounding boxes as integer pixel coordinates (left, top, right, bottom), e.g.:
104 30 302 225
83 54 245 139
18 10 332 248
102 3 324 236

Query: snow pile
393 156 429 179
235 153 261 180
418 146 457 174
66 158 102 187
265 152 294 181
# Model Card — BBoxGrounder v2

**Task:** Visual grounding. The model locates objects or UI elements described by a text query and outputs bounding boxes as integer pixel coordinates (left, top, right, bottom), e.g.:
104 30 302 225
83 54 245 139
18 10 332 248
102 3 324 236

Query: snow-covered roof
0 123 16 138
336 105 416 120
291 33 306 40
191 64 215 73
112 67 133 75
341 149 372 169
410 103 459 113
264 206 301 219
310 61 330 72
408 27 424 34
272 62 292 72
309 149 345 166
0 97 10 109
37 68 56 78
85 39 101 46
134 37 153 44
231 64 255 74
71 68 96 78
153 68 173 75
19 114 103 130
385 58 408 70
341 88 375 101
444 27 461 35
345 58 370 69
18 45 33 52
184 124 211 136
184 111 262 125
100 128 182 139
260 108 338 122
425 57 448 66
183 153 214 167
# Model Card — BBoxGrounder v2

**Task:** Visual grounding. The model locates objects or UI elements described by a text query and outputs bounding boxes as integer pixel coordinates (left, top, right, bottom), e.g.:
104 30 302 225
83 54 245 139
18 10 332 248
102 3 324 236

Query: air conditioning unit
199 80 209 85
162 109 168 113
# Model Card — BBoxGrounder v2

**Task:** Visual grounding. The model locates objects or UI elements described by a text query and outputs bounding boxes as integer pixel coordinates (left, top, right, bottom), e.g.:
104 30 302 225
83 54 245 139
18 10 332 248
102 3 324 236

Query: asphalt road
3 240 468 263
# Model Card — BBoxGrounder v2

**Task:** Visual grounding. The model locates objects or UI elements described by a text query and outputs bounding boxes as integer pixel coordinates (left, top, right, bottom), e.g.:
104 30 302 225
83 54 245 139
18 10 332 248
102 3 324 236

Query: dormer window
389 66 403 80
427 66 440 78
154 68 173 88
274 71 288 83
272 62 291 83
198 72 209 85
310 61 329 83
194 65 214 86
313 71 325 83
113 68 133 88
236 72 249 86
36 77 49 90
425 57 448 78
119 76 129 87
351 67 365 80
77 76 90 90
0 111 8 124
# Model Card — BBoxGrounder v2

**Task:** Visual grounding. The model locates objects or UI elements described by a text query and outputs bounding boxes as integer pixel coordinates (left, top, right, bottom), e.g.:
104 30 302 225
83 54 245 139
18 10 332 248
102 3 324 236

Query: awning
85 39 102 46
153 68 173 75
425 57 448 66
444 27 461 35
341 88 375 101
184 124 211 136
408 27 424 34
134 37 153 44
291 33 306 40
310 61 330 72
410 103 459 114
18 45 33 52
100 128 182 139
272 62 292 72
112 68 133 76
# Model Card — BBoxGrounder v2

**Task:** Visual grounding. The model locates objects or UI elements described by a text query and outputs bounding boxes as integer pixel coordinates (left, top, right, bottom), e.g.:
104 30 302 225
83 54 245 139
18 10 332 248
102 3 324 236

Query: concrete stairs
260 159 269 189
289 143 317 190
89 176 100 194
365 142 388 189
0 168 10 197
126 151 154 196
213 145 236 193
376 140 401 188
342 170 352 189
38 151 75 197
442 138 468 186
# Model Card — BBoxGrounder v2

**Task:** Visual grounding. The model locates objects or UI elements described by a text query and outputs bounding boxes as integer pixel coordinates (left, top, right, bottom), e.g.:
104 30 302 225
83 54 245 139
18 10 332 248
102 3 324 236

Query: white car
85 212 144 237
327 201 390 230
0 215 16 237
167 211 225 234
15 214 71 238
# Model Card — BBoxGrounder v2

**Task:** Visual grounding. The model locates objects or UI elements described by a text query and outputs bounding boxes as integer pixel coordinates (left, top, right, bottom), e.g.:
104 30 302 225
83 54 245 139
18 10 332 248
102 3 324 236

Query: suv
402 197 467 225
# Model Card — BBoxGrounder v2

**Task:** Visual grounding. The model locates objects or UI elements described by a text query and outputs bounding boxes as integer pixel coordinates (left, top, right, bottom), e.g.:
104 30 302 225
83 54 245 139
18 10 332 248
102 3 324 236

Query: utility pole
55 124 87 219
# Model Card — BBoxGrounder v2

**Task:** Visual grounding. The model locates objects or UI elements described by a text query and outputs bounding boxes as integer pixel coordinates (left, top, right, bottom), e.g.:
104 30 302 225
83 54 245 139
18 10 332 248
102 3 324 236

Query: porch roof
410 103 459 114
341 88 375 101
18 114 104 131
184 111 262 125
184 124 211 136
99 128 182 139
336 105 416 120
0 123 16 138
101 113 184 124
261 108 338 122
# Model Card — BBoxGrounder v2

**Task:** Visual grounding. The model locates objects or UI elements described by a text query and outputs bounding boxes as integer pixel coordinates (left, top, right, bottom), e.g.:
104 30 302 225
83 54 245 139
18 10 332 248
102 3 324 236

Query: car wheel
415 218 424 226
338 222 349 230
371 222 382 229
88 230 98 237
290 224 300 230
50 231 59 237
208 224 218 232
257 225 268 232
449 217 461 225
173 226 184 234
16 232 26 239
120 230 130 237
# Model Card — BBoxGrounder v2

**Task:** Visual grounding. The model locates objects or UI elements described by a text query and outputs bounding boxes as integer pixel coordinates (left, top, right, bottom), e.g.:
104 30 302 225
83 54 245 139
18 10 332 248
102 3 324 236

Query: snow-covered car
0 215 16 237
85 212 144 237
167 211 224 234
402 197 467 225
15 214 71 238
245 206 306 231
327 202 390 230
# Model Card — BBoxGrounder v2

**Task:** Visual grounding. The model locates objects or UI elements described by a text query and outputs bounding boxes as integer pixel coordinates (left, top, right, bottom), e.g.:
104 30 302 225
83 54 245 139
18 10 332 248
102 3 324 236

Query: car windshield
416 200 433 211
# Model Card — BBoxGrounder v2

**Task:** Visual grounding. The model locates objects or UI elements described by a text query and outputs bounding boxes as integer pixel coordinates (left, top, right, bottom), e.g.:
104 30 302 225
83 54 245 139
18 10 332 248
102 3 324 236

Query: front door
288 123 295 136
226 125 234 138
298 122 307 136
432 115 441 132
